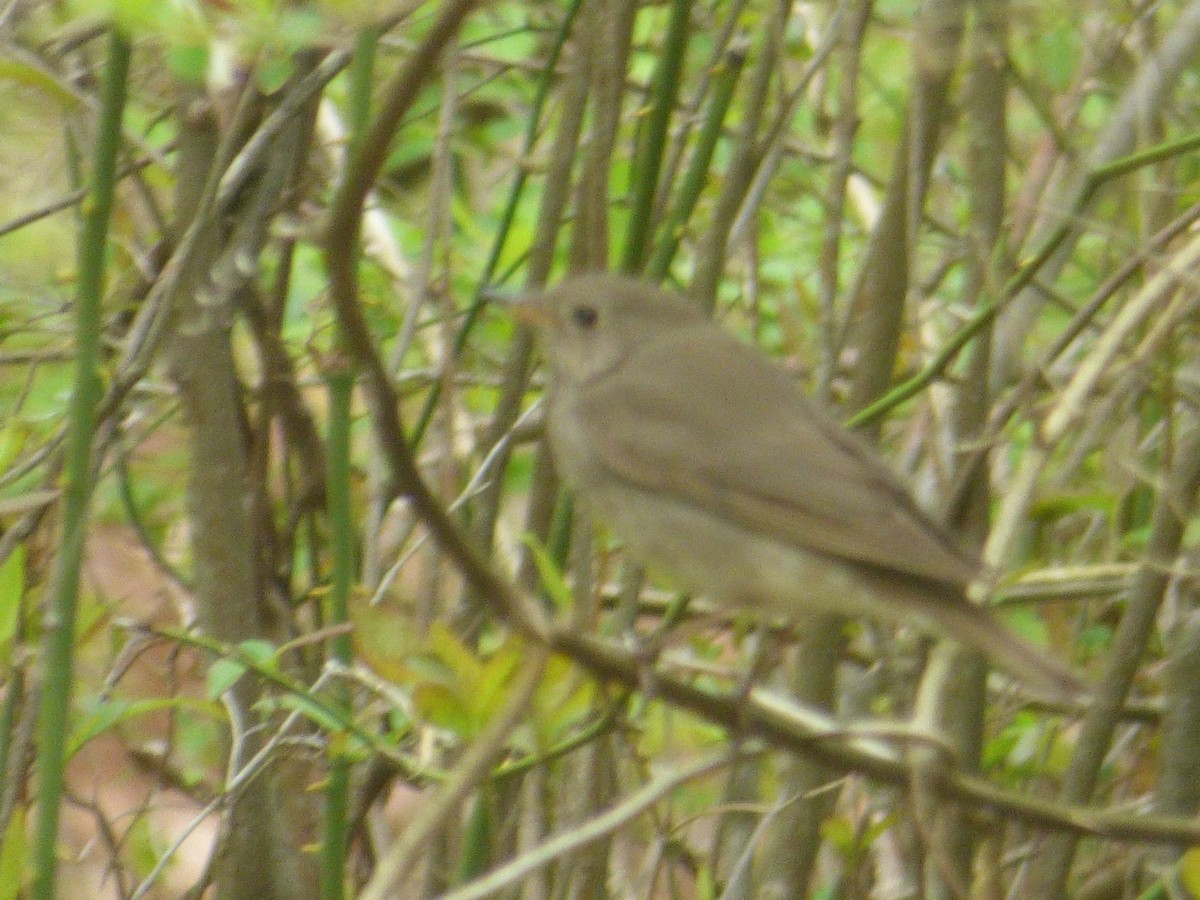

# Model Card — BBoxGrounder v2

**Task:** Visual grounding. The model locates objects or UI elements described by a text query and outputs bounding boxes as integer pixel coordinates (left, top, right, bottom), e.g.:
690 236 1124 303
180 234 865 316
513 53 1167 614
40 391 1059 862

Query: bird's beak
485 286 555 328
512 300 554 328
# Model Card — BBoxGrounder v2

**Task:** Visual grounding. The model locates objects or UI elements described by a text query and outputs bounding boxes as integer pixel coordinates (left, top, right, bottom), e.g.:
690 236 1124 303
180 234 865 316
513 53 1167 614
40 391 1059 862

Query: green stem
33 29 130 900
621 0 692 273
320 26 378 900
647 39 748 280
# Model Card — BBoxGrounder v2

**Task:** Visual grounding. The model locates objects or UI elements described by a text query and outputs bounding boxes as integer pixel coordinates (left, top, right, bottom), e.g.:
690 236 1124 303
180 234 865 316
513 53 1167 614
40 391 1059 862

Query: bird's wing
575 326 978 588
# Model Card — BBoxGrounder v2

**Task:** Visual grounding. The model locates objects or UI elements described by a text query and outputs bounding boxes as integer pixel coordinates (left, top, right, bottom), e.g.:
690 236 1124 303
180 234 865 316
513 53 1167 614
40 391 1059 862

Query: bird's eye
571 305 599 329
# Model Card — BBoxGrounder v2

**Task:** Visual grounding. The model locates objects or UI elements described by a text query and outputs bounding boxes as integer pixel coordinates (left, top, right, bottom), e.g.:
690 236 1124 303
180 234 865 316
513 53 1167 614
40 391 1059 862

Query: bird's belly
585 479 882 621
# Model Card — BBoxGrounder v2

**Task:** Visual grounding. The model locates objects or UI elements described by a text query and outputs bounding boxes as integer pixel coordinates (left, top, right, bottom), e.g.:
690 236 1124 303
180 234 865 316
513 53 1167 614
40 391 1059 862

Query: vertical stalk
646 39 748 280
620 0 692 272
321 338 355 900
320 26 378 900
32 28 130 900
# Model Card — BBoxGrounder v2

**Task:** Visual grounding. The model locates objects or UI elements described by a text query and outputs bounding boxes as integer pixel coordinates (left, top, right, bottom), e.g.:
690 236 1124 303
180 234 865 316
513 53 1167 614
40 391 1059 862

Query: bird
509 272 1085 700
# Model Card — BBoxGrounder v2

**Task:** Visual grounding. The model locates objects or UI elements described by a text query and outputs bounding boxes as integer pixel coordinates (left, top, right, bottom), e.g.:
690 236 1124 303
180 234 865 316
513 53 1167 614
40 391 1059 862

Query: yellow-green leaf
427 622 484 687
414 682 474 737
1180 847 1200 897
522 534 573 610
208 658 248 698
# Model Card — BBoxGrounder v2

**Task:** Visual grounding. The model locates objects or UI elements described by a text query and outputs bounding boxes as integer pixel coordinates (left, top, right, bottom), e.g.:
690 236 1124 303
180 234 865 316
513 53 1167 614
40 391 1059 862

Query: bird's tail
921 598 1088 702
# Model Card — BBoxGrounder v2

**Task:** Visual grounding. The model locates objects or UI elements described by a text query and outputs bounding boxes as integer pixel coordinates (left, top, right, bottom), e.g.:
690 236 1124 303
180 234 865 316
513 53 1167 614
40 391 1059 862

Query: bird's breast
545 387 606 493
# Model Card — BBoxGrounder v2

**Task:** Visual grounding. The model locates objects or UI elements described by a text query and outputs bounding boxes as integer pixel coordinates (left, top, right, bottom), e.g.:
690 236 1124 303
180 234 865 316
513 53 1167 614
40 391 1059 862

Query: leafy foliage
2 0 1200 896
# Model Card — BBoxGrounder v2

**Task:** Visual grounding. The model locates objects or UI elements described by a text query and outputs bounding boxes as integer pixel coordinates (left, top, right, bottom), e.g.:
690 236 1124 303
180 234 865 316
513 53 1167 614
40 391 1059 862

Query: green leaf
208 658 249 698
414 682 474 737
522 534 573 610
1036 23 1077 91
125 815 161 879
0 59 82 109
273 693 352 737
861 811 897 846
257 56 295 94
0 419 29 472
820 815 856 854
0 806 26 900
427 623 484 687
459 793 490 880
237 639 279 669
1180 847 1200 898
167 44 209 84
533 654 593 743
69 696 220 757
0 543 25 653
473 640 522 722
69 697 132 751
997 605 1049 646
